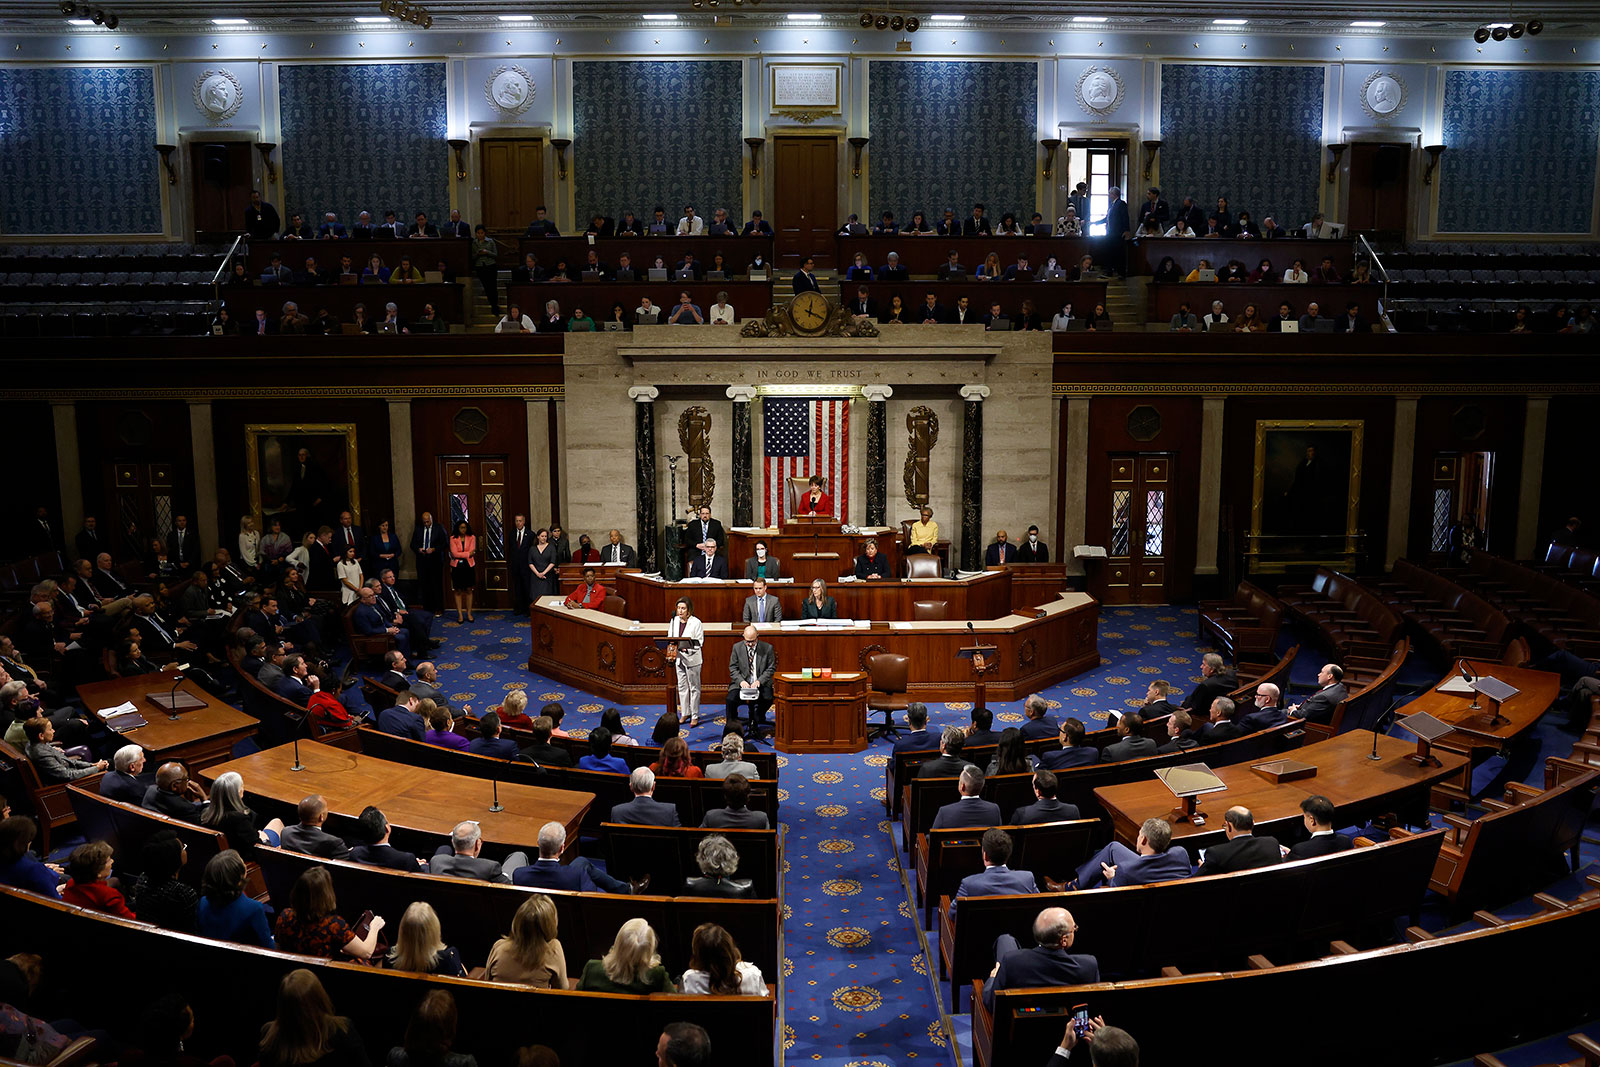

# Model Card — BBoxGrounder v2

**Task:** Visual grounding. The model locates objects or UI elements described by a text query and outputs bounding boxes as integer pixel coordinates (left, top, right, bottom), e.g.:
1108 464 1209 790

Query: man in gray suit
256 644 287 691
724 624 776 737
954 828 1040 919
1100 711 1160 762
741 579 783 625
429 819 527 883
704 734 759 780
609 767 683 826
700 772 770 829
1288 663 1349 725
409 661 470 719
280 794 351 860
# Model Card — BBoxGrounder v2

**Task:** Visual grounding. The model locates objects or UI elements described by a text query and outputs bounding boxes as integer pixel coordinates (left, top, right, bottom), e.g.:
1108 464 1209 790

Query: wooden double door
437 455 512 609
480 138 545 241
773 136 838 269
1104 453 1173 605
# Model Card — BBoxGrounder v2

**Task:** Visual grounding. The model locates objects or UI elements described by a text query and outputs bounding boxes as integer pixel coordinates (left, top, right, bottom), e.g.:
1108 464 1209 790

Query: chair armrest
1245 954 1274 970
1471 910 1507 927
1159 965 1184 978
1329 940 1359 955
1533 893 1572 912
1404 926 1436 942
1503 780 1542 801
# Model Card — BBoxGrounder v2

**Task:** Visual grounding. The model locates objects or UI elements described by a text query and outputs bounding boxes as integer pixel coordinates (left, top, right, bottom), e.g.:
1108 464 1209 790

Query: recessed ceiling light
643 13 678 20
1213 18 1248 25
67 17 94 25
498 14 535 22
354 17 390 23
930 14 965 21
1072 16 1108 22
212 18 248 25
1350 20 1386 27
787 13 823 22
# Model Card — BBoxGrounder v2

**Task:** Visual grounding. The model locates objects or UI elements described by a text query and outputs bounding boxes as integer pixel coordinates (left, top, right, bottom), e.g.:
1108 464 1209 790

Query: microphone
289 707 306 772
1367 694 1407 762
167 673 185 721
1459 658 1482 710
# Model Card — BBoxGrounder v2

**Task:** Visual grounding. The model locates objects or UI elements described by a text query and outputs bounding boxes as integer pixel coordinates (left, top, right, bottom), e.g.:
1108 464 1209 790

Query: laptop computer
648 268 668 281
987 316 1012 331
581 270 603 281
674 269 696 281
377 322 398 335
1279 320 1300 333
1195 269 1217 282
706 270 726 280
603 320 625 332
1310 318 1335 333
1063 319 1086 332
615 269 635 281
338 275 358 285
749 270 768 281
1038 268 1066 280
423 270 444 284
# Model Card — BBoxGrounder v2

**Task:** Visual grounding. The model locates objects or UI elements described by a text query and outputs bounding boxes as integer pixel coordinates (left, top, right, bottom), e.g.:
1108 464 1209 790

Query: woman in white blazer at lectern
667 596 706 729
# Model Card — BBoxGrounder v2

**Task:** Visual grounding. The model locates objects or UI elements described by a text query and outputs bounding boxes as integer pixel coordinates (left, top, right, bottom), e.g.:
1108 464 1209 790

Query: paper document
96 701 138 721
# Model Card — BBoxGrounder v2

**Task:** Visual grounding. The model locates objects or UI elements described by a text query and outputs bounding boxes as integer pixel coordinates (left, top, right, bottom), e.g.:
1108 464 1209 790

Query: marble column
727 386 757 529
630 387 660 572
388 401 418 579
960 385 991 573
187 401 220 559
1194 395 1226 578
527 400 553 522
862 385 893 528
1385 396 1419 572
1515 396 1550 562
1063 398 1090 576
51 402 83 537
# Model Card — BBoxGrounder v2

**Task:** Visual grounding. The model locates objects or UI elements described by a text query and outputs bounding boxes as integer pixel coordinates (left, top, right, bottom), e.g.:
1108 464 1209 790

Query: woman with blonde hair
484 892 568 989
386 901 467 976
577 917 676 993
681 922 768 996
238 515 261 574
497 689 532 730
650 735 702 779
257 968 366 1067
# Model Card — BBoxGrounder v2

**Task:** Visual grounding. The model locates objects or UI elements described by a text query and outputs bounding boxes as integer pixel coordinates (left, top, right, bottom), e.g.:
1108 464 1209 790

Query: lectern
774 671 868 753
654 635 697 718
1154 762 1228 825
959 643 1000 709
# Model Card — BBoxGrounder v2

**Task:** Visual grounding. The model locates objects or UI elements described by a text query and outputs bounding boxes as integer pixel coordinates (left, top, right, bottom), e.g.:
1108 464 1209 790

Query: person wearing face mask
742 541 782 580
572 533 600 564
1017 524 1050 563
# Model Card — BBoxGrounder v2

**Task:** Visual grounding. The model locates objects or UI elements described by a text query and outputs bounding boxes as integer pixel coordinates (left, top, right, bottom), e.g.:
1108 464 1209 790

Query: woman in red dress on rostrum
799 475 832 515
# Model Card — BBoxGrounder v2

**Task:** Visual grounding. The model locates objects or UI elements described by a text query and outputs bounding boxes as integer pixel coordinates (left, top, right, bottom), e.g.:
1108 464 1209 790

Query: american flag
763 397 849 526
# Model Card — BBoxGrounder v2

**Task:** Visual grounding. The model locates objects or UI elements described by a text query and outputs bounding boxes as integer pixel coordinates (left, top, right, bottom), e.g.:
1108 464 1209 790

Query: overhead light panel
643 13 678 19
1213 18 1248 25
929 13 964 20
498 14 534 20
67 17 93 23
354 16 390 22
1350 20 1386 27
211 17 247 24
787 12 822 22
1071 15 1107 22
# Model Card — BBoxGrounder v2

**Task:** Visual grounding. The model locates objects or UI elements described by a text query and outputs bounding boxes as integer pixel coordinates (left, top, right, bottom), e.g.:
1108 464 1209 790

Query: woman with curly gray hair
684 834 755 898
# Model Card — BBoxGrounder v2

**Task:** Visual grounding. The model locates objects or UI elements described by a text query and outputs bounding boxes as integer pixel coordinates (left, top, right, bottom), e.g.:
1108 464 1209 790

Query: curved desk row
600 569 1017 623
527 591 1100 705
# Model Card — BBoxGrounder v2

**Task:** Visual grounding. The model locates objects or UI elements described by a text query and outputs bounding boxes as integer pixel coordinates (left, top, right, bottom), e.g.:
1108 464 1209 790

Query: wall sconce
255 140 277 183
1325 143 1347 184
1423 144 1446 185
1141 139 1163 181
1040 138 1062 179
549 138 571 181
847 136 869 178
154 143 177 185
447 138 469 181
744 136 765 178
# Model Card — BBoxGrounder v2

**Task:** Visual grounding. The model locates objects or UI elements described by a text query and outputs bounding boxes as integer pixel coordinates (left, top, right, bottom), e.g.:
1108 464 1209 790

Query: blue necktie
758 597 765 622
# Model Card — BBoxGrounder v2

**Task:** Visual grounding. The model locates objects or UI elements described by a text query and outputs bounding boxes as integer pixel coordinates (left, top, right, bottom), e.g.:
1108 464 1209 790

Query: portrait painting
245 423 360 538
1250 420 1363 561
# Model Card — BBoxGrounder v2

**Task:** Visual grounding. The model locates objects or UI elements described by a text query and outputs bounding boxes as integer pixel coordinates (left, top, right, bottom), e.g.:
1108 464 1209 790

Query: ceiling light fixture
643 13 678 19
1071 15 1107 22
929 13 963 20
787 12 822 22
354 16 389 22
1349 20 1386 27
498 14 534 20
211 17 247 24
1212 18 1248 25
67 17 93 24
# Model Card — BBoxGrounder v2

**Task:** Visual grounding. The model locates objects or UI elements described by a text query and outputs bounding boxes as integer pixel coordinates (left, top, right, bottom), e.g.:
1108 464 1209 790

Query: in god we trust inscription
193 69 244 124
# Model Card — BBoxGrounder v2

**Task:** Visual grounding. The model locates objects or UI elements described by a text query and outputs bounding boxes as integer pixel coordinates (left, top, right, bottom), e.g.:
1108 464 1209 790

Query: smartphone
1072 1004 1090 1038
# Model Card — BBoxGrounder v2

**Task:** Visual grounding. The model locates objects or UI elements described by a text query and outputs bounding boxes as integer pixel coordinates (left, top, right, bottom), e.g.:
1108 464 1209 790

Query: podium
774 671 868 754
960 643 1000 709
654 636 697 719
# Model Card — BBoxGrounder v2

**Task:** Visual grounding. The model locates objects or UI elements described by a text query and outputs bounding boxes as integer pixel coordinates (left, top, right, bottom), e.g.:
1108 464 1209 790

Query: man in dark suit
99 745 150 805
167 514 198 572
467 712 518 758
848 287 878 320
878 252 909 281
1157 708 1202 754
964 706 1000 749
91 552 133 600
353 587 409 657
374 649 409 691
1009 769 1082 825
609 767 683 826
349 806 425 871
1198 806 1283 876
407 211 439 239
980 301 1008 331
791 256 822 295
1100 711 1159 762
377 690 426 741
1018 693 1059 741
280 795 352 860
985 530 1022 566
740 210 773 237
1335 300 1370 335
1096 186 1132 277
916 292 945 324
244 190 280 239
330 511 365 571
891 702 934 754
1287 795 1351 861
27 507 60 556
701 772 771 829
410 511 445 612
962 203 992 236
689 505 725 558
523 205 559 237
1196 696 1249 744
1038 717 1099 770
1139 679 1180 721
600 528 636 567
517 714 573 767
1239 682 1290 732
442 209 471 239
917 727 975 779
508 514 533 613
378 569 435 651
429 820 526 883
1002 255 1033 282
982 906 1099 1011
511 821 632 893
1289 663 1348 725
953 829 1039 919
930 766 1002 829
281 213 314 240
271 653 318 707
1017 525 1050 563
1140 186 1170 230
1182 653 1237 714
1073 816 1191 889
689 546 729 579
74 516 104 562
725 625 776 735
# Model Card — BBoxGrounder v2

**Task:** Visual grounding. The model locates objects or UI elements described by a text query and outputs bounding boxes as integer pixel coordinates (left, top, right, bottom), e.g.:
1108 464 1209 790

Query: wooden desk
991 562 1071 612
77 671 257 770
722 528 900 588
1131 236 1355 277
1093 731 1470 851
507 280 773 322
245 238 471 276
1397 661 1561 754
1146 282 1379 326
774 672 867 754
599 570 1014 624
201 741 592 858
835 235 1097 277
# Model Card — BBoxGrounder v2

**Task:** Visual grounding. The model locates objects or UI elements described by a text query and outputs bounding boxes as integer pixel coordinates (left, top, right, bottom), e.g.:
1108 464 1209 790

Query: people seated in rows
1011 768 1081 824
1268 301 1297 330
668 292 704 325
197 849 273 947
1184 653 1238 711
1198 805 1281 875
523 205 559 238
22 715 106 782
983 907 1098 1010
1220 258 1249 283
1299 301 1328 331
1101 711 1157 761
1203 300 1229 331
907 505 938 555
578 917 676 993
1169 301 1199 332
430 819 528 884
275 865 387 960
742 209 773 237
1018 693 1058 740
985 727 1036 777
1287 662 1347 723
485 892 568 987
1165 217 1196 238
1290 795 1351 859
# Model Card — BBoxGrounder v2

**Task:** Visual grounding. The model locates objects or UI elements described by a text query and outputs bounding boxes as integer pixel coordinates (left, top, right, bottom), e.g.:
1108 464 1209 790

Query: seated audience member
59 840 133 918
1018 693 1059 740
538 300 565 331
1304 212 1337 238
1158 708 1200 753
578 726 629 773
918 726 975 779
1288 794 1351 860
610 767 682 826
651 735 702 778
879 251 909 280
494 689 533 731
701 771 769 829
466 711 518 758
1169 302 1199 332
1151 256 1181 284
260 254 292 285
1073 816 1191 889
854 538 891 579
652 711 682 746
0 816 58 898
793 257 822 294
673 253 703 280
281 794 352 860
282 213 314 240
142 761 207 821
984 726 1036 776
681 922 768 996
1164 217 1196 238
1299 301 1328 331
1100 711 1158 761
100 743 149 804
1183 652 1237 711
1182 258 1214 283
423 703 468 750
511 820 632 894
1197 696 1248 743
377 691 427 741
1234 211 1258 238
577 918 677 993
485 892 568 989
845 252 874 280
1315 255 1343 283
495 304 535 334
1003 254 1033 280
982 907 1099 1011
349 805 424 871
258 970 367 1067
23 716 106 782
635 296 662 325
1203 300 1229 330
196 849 273 948
429 820 527 884
1268 301 1297 331
567 306 597 332
1009 768 1082 824
388 256 424 285
684 834 755 898
709 292 736 325
1238 681 1288 731
706 733 758 780
891 702 934 754
668 292 705 325
1016 298 1043 331
545 701 570 737
1221 258 1249 283
1141 680 1178 718
1335 300 1370 334
386 989 474 1067
130 830 198 931
201 770 285 853
1196 805 1283 877
953 829 1039 919
1287 662 1348 724
1234 303 1266 332
384 902 467 977
1282 258 1310 284
741 209 773 237
1248 257 1276 284
517 714 573 767
963 706 999 748
930 766 1001 829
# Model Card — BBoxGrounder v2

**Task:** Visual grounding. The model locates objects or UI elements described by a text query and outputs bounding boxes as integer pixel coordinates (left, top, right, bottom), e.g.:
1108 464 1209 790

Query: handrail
1359 234 1397 332
209 232 245 305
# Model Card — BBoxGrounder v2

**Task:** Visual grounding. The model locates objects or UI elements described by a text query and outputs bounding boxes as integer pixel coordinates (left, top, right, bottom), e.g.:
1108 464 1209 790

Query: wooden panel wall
0 403 63 561
1409 396 1526 560
74 400 194 559
408 397 532 532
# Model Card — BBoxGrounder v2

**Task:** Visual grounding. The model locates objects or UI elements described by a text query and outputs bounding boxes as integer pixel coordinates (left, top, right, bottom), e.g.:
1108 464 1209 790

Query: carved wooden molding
635 645 667 678
597 640 617 673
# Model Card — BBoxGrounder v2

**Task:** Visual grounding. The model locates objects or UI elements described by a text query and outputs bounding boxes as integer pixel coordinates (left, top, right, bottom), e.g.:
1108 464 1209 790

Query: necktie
393 588 405 609
612 545 620 563
423 527 431 549
757 597 765 622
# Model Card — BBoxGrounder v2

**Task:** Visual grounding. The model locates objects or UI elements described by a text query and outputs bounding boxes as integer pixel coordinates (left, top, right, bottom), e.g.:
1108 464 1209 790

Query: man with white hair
428 819 527 883
705 733 758 780
1181 653 1236 714
99 744 148 804
608 767 682 826
317 212 346 240
510 820 637 893
1203 299 1229 331
1240 681 1289 731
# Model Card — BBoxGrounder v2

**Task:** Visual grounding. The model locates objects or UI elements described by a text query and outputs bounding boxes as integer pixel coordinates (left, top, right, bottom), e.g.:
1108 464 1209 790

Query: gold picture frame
1248 419 1364 571
245 423 361 533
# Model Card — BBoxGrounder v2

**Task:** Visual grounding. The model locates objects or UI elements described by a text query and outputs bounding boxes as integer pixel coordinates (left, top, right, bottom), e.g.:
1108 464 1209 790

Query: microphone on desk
167 674 185 721
1458 658 1482 710
1367 694 1408 762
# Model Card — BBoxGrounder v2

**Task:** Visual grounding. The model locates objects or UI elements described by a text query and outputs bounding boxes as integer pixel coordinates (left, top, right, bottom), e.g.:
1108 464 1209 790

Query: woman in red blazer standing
449 520 476 623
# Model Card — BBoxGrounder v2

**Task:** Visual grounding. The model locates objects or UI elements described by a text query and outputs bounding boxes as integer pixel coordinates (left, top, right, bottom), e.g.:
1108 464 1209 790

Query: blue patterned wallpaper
572 61 744 225
1158 64 1324 232
867 61 1038 221
277 63 448 222
1439 69 1600 234
0 66 162 235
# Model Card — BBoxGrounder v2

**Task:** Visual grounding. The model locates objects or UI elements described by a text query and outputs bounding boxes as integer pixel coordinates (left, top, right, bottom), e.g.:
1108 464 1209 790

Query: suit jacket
408 678 457 717
1019 717 1059 741
1075 840 1192 889
1287 833 1351 861
689 554 728 579
1240 704 1290 732
1294 683 1348 725
930 797 1002 829
430 852 511 883
1101 736 1160 762
855 553 891 580
741 594 783 624
962 216 993 236
891 729 934 754
1183 673 1238 714
801 597 839 620
331 524 366 561
272 674 313 707
350 842 422 872
352 603 394 638
281 823 351 860
22 740 96 786
702 806 771 830
410 523 445 560
1103 198 1131 238
92 568 132 599
983 945 1099 1010
1038 746 1098 771
917 755 972 779
141 785 205 822
1335 313 1370 334
171 527 200 569
1009 797 1082 825
509 526 534 577
512 858 589 891
376 706 426 741
791 270 822 294
1198 720 1248 745
984 542 1022 566
1017 541 1050 563
726 640 776 700
609 795 682 827
518 741 573 767
468 737 519 759
99 770 148 805
599 541 636 566
955 864 1039 913
1198 834 1282 876
964 728 1000 749
742 556 783 580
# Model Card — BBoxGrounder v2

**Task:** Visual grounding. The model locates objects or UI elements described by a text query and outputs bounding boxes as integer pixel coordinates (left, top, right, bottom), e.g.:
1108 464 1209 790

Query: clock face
789 290 832 335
